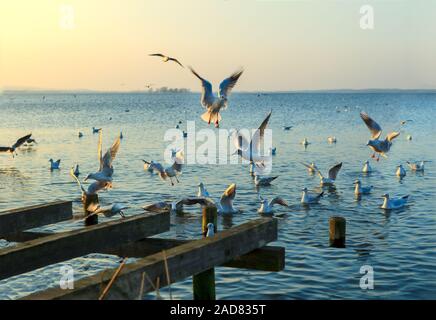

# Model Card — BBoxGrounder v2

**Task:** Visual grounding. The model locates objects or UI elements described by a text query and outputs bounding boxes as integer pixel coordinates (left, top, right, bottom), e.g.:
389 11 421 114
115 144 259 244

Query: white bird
362 160 373 173
49 159 61 170
143 197 211 214
301 138 310 146
149 53 184 67
406 161 427 172
0 133 32 157
406 135 412 141
317 163 343 186
217 183 238 214
234 111 273 167
84 130 121 184
189 66 243 127
396 165 406 178
301 162 318 174
327 136 337 143
360 112 400 161
70 167 111 196
257 196 288 214
254 175 278 186
353 179 373 196
301 188 324 204
206 223 215 237
86 202 129 218
197 182 210 197
381 194 409 210
145 150 184 186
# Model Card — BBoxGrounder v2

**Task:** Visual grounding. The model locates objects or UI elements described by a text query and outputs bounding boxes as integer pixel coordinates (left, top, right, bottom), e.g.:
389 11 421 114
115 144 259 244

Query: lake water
0 92 435 299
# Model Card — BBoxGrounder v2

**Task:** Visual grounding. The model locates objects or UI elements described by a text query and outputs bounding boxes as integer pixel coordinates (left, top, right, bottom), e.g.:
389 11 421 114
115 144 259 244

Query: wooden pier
0 200 285 300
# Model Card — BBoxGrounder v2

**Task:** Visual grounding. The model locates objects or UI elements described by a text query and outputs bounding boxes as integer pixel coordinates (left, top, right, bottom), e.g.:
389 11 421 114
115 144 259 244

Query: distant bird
0 133 32 157
145 83 155 89
362 160 373 174
406 161 427 172
396 164 406 178
327 136 337 144
301 188 324 204
73 164 80 177
400 120 413 125
254 175 278 186
360 112 400 161
78 132 84 138
353 179 373 196
317 163 342 186
145 150 184 186
381 194 409 210
86 202 129 218
84 130 121 186
183 131 188 138
49 159 61 170
257 196 288 214
143 197 211 214
120 131 123 139
406 135 413 141
23 138 37 146
92 127 101 134
175 124 180 129
149 53 184 67
282 126 292 131
270 147 277 156
301 162 318 174
301 138 310 146
197 182 210 197
206 223 215 237
142 159 155 173
189 66 243 127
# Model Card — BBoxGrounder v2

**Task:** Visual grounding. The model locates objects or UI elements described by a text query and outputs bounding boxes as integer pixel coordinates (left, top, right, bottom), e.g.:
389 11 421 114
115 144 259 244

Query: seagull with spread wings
0 134 32 157
144 150 184 186
189 66 243 127
149 53 184 67
257 195 288 214
360 112 400 161
316 162 343 186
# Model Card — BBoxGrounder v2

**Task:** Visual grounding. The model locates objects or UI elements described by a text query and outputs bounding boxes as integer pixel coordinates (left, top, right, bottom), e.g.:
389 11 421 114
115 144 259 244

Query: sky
0 0 435 92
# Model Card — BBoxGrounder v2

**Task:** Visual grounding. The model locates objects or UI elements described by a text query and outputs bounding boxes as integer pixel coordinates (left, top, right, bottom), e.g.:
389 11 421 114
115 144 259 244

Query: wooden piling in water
83 193 99 226
329 216 346 248
193 205 217 300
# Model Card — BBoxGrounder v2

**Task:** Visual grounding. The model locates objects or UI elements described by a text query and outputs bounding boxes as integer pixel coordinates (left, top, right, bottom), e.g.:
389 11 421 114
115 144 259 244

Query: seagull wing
12 133 32 149
219 69 244 99
102 136 121 170
232 130 251 151
360 112 382 139
188 66 215 107
97 129 103 170
0 147 12 152
251 110 272 151
328 162 343 180
386 131 400 142
269 197 288 207
168 57 184 67
149 53 165 58
70 167 86 193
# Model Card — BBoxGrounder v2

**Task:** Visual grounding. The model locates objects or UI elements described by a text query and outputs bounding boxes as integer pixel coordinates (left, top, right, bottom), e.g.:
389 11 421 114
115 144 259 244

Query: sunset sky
1 0 435 92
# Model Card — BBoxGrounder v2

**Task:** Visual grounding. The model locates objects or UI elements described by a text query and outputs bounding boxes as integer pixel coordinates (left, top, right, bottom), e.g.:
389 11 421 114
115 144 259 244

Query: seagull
216 183 238 214
73 164 80 177
233 111 273 166
143 197 211 214
353 179 373 196
86 202 129 218
270 147 277 156
70 167 111 196
283 126 292 131
206 223 215 237
381 194 409 210
301 138 310 147
249 161 256 176
92 127 101 134
406 161 427 172
78 132 84 138
145 150 184 186
120 131 124 139
183 131 188 138
301 162 318 174
142 159 155 173
23 138 37 146
254 175 278 186
0 134 32 157
84 130 121 185
49 159 61 170
317 163 342 186
149 53 184 67
362 160 373 173
301 188 324 204
360 112 400 161
400 120 413 125
406 135 412 141
197 182 210 197
189 66 243 128
257 196 288 214
327 136 337 144
396 164 406 178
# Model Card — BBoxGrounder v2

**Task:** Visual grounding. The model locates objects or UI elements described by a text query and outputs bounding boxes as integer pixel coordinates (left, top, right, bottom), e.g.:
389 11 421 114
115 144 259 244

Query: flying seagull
317 162 343 186
149 53 184 67
254 175 278 186
360 112 400 161
86 202 129 218
144 150 184 186
189 66 243 127
0 134 32 157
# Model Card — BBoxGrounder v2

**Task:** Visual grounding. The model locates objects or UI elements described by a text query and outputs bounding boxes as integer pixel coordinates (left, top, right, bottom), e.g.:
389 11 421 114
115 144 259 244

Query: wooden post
83 193 99 226
193 205 217 300
329 216 346 248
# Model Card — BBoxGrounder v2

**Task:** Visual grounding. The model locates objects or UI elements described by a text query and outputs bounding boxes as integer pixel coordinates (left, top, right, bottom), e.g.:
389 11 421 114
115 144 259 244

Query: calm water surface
0 92 435 299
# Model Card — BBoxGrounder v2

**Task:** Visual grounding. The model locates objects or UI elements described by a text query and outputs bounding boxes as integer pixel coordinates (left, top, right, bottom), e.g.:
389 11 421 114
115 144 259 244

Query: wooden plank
0 211 170 280
22 217 277 300
105 238 285 271
0 201 72 237
2 231 53 242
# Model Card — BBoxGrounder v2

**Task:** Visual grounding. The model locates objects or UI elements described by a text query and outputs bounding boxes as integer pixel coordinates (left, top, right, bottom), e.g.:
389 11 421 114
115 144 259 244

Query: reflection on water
0 92 435 299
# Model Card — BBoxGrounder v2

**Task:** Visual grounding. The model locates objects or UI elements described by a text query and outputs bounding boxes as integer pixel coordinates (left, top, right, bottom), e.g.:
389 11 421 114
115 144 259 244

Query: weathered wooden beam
0 200 72 237
0 211 170 280
2 231 53 242
22 217 278 300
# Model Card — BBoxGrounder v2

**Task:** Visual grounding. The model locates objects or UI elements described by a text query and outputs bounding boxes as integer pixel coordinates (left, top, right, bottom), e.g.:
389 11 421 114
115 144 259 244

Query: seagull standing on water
406 161 427 172
360 112 400 161
396 165 406 178
257 196 288 214
301 188 324 204
49 159 61 170
92 127 101 134
301 162 318 175
0 134 32 157
197 182 210 197
353 179 373 196
149 53 184 67
254 174 278 186
189 66 243 128
381 194 409 210
317 163 343 186
73 164 80 177
362 160 372 173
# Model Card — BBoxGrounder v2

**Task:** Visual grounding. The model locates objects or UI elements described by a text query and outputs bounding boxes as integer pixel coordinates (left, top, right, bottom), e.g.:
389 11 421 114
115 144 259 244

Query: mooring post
329 216 346 248
193 205 217 300
83 193 99 226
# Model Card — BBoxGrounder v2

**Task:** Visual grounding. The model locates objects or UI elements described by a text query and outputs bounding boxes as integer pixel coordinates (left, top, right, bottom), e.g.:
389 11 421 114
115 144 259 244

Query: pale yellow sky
1 0 435 92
